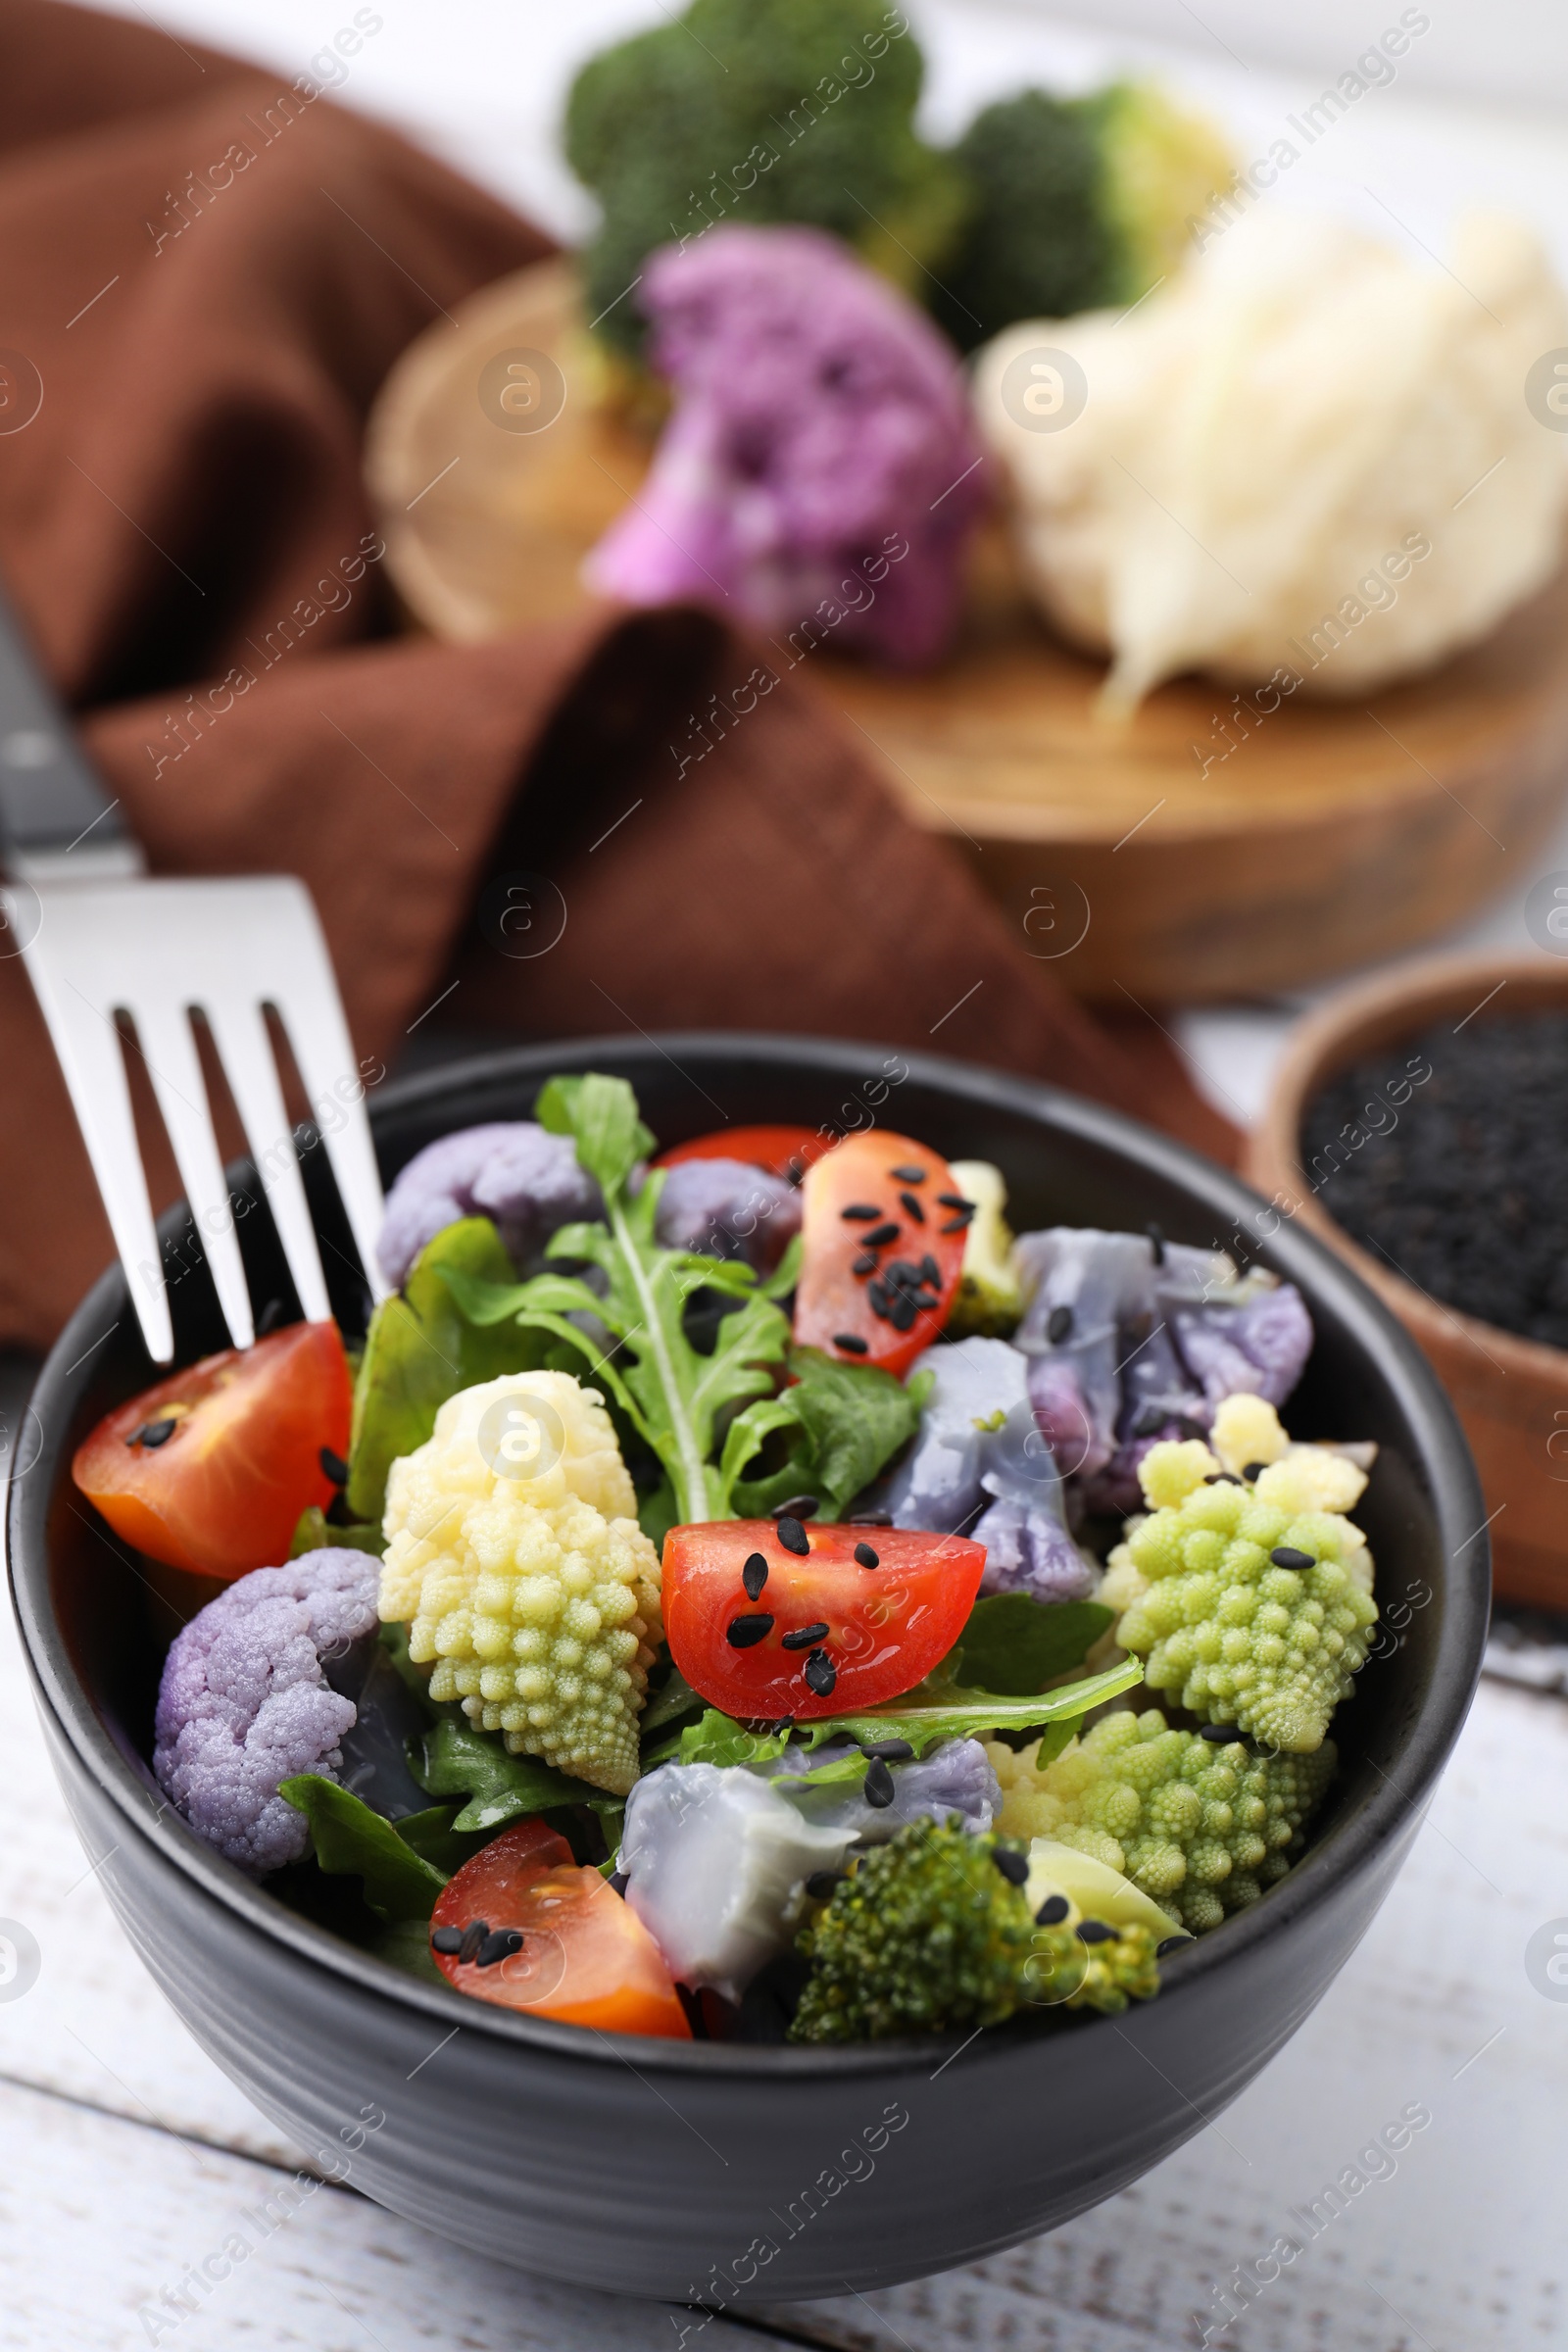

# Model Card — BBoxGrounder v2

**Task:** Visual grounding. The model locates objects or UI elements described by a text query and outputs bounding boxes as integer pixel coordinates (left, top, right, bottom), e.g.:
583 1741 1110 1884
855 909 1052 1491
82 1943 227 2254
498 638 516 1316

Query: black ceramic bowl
8 1035 1488 2305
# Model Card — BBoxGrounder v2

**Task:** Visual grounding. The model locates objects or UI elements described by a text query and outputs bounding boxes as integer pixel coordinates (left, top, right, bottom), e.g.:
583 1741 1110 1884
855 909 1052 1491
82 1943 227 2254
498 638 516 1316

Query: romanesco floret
790 1821 1038 2041
1028 1920 1162 2015
1110 1437 1377 1751
989 1711 1337 1934
379 1372 662 1796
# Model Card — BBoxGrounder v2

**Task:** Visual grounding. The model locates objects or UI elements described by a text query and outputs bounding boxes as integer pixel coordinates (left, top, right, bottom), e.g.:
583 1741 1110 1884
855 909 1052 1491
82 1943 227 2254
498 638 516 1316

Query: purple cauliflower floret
761 1736 1002 1842
584 224 985 668
652 1157 801 1275
377 1121 602 1289
153 1550 380 1877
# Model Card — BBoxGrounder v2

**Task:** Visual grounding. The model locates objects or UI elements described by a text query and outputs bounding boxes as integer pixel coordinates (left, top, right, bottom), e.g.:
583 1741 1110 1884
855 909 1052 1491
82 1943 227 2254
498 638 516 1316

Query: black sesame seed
1155 1935 1188 1959
430 1926 464 1955
742 1552 768 1600
854 1542 880 1569
939 1214 971 1234
1199 1722 1239 1742
138 1417 177 1449
805 1870 846 1900
457 1919 489 1965
864 1221 900 1249
833 1331 869 1353
890 1165 926 1183
803 1648 837 1697
776 1516 810 1556
918 1254 941 1287
889 1297 917 1333
1147 1221 1166 1267
848 1510 893 1526
727 1613 774 1648
992 1848 1030 1886
862 1758 897 1808
1270 1545 1315 1571
319 1446 349 1486
476 1928 524 1968
771 1494 819 1520
852 1253 880 1277
900 1191 926 1224
1047 1304 1074 1346
781 1621 830 1650
1243 1460 1268 1482
1203 1472 1244 1487
858 1739 914 1760
1076 1919 1114 1944
1034 1894 1070 1927
936 1193 972 1210
841 1203 883 1221
867 1284 894 1319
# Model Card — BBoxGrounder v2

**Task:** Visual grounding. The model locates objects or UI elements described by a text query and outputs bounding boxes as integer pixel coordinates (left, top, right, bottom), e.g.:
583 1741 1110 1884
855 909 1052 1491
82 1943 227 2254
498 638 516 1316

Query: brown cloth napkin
0 0 1236 1351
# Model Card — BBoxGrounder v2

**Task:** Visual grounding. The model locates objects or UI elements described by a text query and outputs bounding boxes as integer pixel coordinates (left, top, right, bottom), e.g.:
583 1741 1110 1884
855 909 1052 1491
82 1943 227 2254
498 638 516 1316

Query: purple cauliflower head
153 1549 380 1877
377 1121 602 1289
651 1156 801 1275
585 225 985 668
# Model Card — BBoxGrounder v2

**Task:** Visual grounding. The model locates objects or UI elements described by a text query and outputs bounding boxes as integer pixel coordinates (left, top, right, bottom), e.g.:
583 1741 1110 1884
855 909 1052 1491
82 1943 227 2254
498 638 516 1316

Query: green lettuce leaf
954 1594 1114 1695
644 1706 794 1770
277 1775 448 1922
410 1715 622 1833
439 1073 793 1525
730 1346 923 1519
345 1216 567 1525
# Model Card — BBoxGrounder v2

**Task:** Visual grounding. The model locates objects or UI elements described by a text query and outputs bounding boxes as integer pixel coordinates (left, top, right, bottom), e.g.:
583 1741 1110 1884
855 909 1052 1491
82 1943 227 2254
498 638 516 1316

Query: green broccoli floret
1115 1443 1379 1753
932 80 1232 350
943 1160 1022 1339
789 1819 1159 2040
997 1709 1337 1935
564 0 968 357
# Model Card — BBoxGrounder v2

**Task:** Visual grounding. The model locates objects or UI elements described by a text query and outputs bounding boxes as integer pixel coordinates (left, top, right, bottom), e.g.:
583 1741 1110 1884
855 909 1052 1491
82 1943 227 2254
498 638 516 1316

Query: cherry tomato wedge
72 1321 353 1579
655 1124 830 1183
430 1820 691 2037
793 1130 967 1377
662 1519 985 1720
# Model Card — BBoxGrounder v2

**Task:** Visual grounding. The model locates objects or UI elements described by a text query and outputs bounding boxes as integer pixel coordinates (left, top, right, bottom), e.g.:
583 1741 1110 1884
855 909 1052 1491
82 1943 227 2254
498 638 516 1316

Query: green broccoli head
564 0 968 355
790 1819 1039 2042
999 1709 1338 1936
1115 1452 1379 1753
932 79 1233 351
1028 1918 1163 2015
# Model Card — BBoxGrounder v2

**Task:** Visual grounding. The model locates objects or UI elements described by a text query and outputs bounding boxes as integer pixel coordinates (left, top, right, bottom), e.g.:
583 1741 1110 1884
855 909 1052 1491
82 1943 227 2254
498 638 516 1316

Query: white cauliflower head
974 208 1568 709
380 1372 662 1795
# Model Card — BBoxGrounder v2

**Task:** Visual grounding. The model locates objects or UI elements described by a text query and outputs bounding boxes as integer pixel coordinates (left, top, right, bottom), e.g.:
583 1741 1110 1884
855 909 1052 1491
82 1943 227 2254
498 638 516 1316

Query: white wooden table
18 3 1568 2340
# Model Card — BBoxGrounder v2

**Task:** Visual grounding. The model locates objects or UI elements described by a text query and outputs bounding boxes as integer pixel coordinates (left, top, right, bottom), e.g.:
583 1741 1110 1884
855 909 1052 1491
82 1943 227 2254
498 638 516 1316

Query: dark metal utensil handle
0 582 142 878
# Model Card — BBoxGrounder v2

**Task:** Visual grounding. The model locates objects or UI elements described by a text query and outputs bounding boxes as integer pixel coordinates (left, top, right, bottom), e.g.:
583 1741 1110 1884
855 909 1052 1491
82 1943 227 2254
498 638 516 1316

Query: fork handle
0 583 144 881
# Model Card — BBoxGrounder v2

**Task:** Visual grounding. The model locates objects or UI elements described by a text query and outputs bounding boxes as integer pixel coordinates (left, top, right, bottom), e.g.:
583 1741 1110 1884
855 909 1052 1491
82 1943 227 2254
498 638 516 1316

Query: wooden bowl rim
1248 950 1568 1385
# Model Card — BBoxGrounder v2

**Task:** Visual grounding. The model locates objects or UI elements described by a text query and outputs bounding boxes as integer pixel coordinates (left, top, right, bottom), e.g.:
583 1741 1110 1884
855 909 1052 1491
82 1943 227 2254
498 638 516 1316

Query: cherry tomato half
430 1820 691 2037
793 1130 967 1377
654 1124 830 1184
72 1320 353 1579
662 1519 985 1720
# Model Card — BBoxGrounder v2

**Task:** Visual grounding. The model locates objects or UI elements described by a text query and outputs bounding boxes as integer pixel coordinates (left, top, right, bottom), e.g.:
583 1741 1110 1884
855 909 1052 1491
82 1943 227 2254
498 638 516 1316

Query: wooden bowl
365 259 1568 1004
1247 953 1568 1607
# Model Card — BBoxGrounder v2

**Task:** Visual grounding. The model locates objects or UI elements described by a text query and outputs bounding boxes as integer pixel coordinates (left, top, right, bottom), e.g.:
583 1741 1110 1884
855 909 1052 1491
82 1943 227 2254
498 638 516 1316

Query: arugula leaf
369 1916 445 1984
794 1657 1144 1755
638 1665 707 1738
278 1775 448 1921
730 1347 923 1520
954 1595 1114 1696
643 1706 794 1770
346 1216 565 1524
441 1073 793 1525
410 1715 622 1832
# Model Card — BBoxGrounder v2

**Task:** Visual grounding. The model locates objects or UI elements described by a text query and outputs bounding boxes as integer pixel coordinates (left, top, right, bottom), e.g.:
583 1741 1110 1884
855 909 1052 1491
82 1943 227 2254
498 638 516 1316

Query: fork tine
11 909 173 1362
263 882 390 1306
126 997 255 1351
203 995 331 1326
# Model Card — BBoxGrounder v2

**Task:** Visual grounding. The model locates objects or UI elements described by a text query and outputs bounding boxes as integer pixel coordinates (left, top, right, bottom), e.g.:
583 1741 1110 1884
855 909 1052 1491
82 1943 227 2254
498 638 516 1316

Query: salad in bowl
72 1067 1387 2050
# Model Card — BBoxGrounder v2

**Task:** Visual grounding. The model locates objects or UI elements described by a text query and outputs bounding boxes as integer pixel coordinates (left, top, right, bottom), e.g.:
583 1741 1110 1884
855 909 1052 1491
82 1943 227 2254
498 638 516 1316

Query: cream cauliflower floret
380 1372 662 1795
1110 1439 1377 1752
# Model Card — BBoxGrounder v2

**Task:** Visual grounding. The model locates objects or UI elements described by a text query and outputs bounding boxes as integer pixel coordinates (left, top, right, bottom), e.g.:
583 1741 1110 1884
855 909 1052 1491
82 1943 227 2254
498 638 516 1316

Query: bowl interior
11 1033 1490 2062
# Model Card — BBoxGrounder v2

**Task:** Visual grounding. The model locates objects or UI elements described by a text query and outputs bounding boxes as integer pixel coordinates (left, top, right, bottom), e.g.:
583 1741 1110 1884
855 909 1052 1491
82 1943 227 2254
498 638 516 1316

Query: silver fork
0 589 388 1362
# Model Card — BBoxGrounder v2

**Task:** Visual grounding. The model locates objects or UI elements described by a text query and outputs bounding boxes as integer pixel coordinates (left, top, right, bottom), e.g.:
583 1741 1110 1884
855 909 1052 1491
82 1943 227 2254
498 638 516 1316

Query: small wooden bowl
1248 953 1568 1607
364 260 1568 1004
